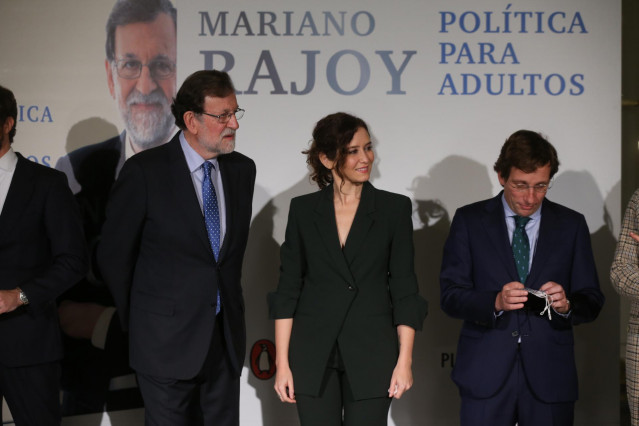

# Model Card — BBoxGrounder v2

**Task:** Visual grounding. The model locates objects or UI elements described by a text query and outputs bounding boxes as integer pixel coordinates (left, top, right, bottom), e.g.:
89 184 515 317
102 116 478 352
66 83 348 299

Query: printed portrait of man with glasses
54 0 177 416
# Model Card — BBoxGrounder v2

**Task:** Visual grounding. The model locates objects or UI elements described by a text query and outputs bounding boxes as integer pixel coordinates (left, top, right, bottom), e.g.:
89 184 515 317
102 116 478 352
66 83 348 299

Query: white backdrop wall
0 0 621 425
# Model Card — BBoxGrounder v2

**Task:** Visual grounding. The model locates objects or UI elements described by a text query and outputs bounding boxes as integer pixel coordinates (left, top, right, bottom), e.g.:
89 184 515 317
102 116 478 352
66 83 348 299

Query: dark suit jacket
0 153 87 367
440 193 604 403
269 182 427 400
98 134 256 380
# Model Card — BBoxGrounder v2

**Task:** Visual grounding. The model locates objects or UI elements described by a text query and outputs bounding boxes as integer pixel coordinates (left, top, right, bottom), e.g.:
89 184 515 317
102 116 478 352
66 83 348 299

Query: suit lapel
481 193 519 281
526 199 561 288
0 155 34 236
166 137 212 256
342 182 375 265
313 185 354 283
217 154 237 260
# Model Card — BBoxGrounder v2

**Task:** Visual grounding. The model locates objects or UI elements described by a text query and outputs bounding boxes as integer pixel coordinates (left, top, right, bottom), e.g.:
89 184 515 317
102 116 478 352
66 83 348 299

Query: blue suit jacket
440 192 604 403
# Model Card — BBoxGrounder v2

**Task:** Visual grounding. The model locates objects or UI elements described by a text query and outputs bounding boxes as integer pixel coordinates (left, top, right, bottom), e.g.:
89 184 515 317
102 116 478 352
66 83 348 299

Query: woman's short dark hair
171 70 236 130
304 112 369 189
493 130 560 181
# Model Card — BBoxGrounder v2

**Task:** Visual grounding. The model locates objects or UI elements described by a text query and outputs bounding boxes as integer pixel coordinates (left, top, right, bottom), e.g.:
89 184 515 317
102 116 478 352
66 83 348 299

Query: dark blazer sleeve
564 212 605 325
97 158 147 330
440 205 502 327
16 162 88 310
389 195 427 329
268 196 304 319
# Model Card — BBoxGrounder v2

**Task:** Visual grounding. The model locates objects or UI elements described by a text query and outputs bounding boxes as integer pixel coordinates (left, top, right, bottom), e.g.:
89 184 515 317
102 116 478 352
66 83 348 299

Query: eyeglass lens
116 59 176 80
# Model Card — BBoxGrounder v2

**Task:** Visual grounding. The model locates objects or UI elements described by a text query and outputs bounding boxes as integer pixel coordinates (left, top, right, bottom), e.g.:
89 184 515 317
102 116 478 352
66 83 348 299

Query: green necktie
512 215 531 284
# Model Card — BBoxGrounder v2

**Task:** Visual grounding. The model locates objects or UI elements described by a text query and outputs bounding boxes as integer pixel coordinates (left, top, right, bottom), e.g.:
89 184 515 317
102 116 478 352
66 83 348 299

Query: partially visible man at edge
0 84 88 425
54 0 177 415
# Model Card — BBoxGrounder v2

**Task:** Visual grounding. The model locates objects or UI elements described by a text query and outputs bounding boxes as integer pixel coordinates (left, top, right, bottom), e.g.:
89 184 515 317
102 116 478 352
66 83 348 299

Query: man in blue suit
440 130 604 426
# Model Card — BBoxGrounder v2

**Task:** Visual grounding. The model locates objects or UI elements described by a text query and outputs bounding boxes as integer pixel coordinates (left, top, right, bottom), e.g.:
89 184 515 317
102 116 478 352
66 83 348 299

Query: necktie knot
514 215 531 230
202 160 213 176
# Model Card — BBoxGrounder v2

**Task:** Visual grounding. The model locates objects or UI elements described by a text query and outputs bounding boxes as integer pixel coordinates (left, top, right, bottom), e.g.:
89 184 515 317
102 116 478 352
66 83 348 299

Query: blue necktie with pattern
202 161 221 314
512 215 531 284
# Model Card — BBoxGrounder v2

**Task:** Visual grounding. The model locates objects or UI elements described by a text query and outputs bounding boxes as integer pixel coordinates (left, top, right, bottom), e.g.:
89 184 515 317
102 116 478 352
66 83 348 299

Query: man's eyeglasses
509 182 551 193
200 108 245 124
114 58 176 80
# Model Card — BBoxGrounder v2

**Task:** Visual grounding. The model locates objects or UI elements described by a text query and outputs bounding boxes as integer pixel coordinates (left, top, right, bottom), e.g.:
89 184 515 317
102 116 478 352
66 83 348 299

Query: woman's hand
274 318 295 403
274 364 296 403
389 325 416 399
388 360 413 399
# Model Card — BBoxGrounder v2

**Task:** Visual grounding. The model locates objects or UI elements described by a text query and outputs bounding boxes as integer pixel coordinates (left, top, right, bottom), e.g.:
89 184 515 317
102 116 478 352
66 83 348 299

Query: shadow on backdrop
59 119 142 425
551 171 620 425
64 117 119 154
391 155 493 425
243 178 315 426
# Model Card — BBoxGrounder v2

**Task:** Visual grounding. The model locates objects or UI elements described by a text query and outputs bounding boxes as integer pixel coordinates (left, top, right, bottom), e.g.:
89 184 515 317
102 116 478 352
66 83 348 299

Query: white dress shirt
0 147 18 215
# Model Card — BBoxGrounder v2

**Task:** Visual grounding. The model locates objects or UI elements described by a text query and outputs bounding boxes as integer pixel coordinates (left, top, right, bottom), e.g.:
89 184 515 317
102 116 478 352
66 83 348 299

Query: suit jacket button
512 331 519 337
347 285 354 291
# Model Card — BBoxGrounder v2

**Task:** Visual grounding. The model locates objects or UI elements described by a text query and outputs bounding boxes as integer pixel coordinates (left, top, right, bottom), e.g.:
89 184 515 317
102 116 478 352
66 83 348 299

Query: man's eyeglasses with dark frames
114 58 176 80
200 108 245 124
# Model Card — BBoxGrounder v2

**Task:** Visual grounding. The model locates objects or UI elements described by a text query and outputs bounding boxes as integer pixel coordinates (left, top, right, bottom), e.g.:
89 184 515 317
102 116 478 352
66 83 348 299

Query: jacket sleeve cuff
267 291 297 319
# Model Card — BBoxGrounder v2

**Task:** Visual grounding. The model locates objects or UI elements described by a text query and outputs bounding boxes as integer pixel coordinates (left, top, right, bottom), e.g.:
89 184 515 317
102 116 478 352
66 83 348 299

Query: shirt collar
0 147 18 173
124 131 135 160
179 131 219 173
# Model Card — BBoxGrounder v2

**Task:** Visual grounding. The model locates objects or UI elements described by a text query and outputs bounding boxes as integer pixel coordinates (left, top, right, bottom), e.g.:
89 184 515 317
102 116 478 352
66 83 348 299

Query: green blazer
269 182 427 400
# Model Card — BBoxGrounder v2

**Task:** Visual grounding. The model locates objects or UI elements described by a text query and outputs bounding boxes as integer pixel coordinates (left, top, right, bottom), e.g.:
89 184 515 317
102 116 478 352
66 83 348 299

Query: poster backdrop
0 0 620 425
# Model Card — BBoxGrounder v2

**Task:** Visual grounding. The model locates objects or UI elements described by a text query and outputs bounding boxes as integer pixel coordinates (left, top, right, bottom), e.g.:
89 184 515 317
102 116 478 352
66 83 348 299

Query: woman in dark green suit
268 112 427 426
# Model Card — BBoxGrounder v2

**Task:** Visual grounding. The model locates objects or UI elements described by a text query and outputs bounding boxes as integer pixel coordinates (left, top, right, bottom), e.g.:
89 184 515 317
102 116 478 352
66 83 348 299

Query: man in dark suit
54 0 177 414
98 70 255 425
440 130 604 426
0 85 87 425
